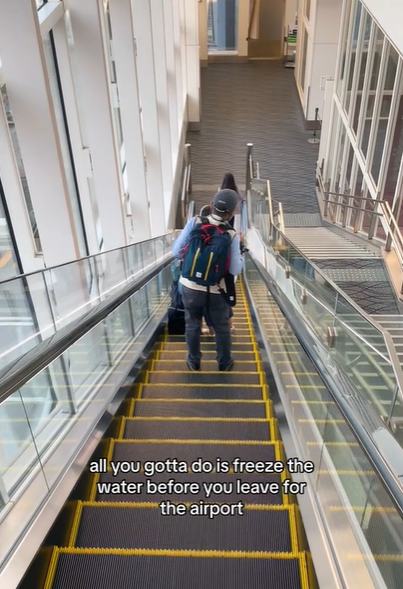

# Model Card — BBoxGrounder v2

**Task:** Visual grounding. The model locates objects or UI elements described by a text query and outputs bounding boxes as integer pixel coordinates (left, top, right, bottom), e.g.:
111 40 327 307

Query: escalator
2 245 403 589
23 278 315 589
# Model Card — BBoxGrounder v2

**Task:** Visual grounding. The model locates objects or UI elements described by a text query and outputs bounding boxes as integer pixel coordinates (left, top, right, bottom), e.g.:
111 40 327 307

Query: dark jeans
205 307 233 327
181 285 232 366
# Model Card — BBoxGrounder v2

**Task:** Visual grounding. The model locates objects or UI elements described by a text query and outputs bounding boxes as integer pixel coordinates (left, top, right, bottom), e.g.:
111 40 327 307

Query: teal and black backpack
181 216 233 287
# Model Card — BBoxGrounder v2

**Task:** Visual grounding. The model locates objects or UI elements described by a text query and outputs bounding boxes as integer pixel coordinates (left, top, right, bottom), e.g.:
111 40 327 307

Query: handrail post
246 143 253 193
185 143 192 196
368 192 381 240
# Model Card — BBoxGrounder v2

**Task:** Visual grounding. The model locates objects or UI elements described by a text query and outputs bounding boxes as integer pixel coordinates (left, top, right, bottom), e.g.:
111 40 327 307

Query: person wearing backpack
199 203 235 336
172 189 244 372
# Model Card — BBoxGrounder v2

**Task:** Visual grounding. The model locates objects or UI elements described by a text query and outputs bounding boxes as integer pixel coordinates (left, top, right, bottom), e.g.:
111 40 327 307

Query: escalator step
111 441 278 466
163 342 255 351
147 372 261 385
152 360 259 372
166 335 252 343
96 472 284 505
75 505 293 552
52 552 304 589
133 400 267 419
140 385 265 400
123 419 272 441
158 350 256 361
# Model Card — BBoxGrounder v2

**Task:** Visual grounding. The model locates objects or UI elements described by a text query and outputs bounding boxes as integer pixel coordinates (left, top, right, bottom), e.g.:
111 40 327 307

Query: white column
0 0 80 267
0 92 43 274
131 0 166 236
198 0 208 65
179 0 189 113
163 0 179 159
51 18 99 255
237 0 249 57
184 0 201 126
109 0 151 242
318 79 335 169
303 0 343 121
172 0 185 126
65 0 128 250
150 0 174 207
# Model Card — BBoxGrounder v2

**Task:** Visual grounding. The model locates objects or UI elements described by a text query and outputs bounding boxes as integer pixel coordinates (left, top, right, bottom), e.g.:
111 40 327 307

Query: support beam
109 0 151 242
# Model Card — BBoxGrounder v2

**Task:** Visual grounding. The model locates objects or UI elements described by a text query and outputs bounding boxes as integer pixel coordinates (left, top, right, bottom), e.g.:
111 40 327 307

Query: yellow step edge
307 441 358 447
115 438 275 446
52 546 309 559
138 382 266 389
43 548 60 589
80 501 296 511
298 419 347 424
71 502 300 555
122 416 274 423
285 385 326 389
145 370 259 374
110 439 284 461
68 502 83 548
329 505 396 514
132 399 270 404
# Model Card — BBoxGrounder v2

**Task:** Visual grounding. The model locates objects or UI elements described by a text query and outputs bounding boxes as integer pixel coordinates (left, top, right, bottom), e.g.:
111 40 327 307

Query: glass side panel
0 263 171 503
0 232 179 372
245 257 403 589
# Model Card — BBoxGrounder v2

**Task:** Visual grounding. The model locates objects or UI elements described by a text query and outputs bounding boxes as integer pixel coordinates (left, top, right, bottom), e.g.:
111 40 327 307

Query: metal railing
244 144 403 436
180 143 192 225
317 168 403 294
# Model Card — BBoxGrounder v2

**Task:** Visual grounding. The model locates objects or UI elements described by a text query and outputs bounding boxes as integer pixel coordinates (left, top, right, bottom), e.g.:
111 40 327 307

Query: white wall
362 0 403 58
0 0 194 274
296 0 343 121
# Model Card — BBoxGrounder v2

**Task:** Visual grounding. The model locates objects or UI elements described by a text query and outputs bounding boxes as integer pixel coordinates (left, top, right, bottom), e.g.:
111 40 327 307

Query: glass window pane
300 27 308 91
0 84 42 253
0 192 19 280
207 0 238 53
64 13 103 249
384 90 403 207
336 0 353 97
42 33 88 259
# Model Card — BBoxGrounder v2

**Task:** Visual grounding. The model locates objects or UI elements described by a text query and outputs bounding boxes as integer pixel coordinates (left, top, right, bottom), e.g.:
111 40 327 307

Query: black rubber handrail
0 255 173 404
0 231 179 286
246 252 403 520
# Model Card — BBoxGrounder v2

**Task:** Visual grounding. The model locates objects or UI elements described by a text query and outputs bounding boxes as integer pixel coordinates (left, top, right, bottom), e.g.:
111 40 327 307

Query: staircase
284 227 379 259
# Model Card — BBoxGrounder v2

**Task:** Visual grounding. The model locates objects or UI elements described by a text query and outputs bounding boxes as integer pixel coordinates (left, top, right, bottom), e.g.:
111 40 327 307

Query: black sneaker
187 358 200 371
218 358 234 372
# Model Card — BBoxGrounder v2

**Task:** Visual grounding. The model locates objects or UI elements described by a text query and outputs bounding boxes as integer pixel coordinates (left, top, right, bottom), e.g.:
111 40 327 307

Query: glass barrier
0 232 179 372
0 263 172 514
248 183 403 432
245 258 403 589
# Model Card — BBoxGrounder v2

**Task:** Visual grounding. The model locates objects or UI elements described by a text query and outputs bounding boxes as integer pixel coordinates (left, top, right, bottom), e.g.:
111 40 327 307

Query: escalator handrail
247 191 403 407
0 254 174 405
0 230 180 287
247 252 403 519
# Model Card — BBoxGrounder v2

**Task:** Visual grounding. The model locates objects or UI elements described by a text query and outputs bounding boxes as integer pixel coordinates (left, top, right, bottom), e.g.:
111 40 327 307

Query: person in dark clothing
198 203 234 335
220 173 242 228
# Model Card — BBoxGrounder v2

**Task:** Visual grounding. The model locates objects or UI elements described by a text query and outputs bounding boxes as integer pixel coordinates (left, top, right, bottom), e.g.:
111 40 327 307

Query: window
0 84 42 253
42 32 88 258
0 184 20 280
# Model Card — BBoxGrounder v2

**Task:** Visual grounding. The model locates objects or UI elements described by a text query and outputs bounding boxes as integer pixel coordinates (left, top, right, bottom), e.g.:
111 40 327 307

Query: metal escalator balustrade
243 257 403 589
27 278 315 589
247 170 403 444
0 253 175 588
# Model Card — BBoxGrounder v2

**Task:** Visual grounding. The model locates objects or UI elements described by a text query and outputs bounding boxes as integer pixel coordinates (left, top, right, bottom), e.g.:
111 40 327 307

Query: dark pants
205 307 233 327
181 285 232 366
